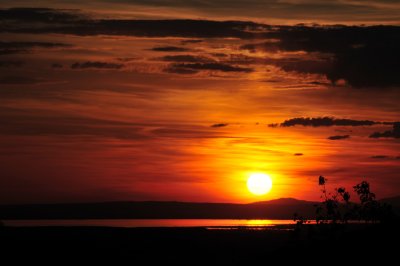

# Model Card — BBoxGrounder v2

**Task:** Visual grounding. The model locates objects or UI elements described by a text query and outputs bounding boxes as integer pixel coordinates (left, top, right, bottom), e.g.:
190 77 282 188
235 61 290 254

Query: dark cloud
71 61 123 69
276 59 333 76
369 130 395 138
211 123 228 128
0 49 25 55
239 42 280 53
221 54 268 65
267 123 279 128
0 8 265 39
181 39 203 45
327 135 350 140
116 57 139 62
308 81 331 86
369 122 400 139
160 55 212 63
164 66 199 74
280 117 378 127
0 61 24 67
0 41 71 55
371 155 389 159
294 153 303 156
242 26 400 88
0 41 71 49
211 53 228 58
1 8 400 88
44 1 400 23
0 76 46 85
151 46 190 52
0 7 85 23
370 155 400 160
169 63 253 73
24 1 399 26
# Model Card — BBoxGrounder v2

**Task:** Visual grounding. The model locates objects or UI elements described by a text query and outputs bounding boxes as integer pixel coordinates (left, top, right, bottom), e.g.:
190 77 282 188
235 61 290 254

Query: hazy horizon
0 196 314 205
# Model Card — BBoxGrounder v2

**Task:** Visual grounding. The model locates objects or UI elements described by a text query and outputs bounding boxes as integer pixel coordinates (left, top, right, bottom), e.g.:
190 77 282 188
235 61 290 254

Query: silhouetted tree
353 181 395 223
312 177 395 224
315 176 352 224
292 177 398 247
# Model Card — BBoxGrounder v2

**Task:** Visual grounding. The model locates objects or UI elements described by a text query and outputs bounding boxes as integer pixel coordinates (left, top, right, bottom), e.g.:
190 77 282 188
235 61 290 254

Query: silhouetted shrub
315 176 352 224
295 176 396 225
353 181 395 223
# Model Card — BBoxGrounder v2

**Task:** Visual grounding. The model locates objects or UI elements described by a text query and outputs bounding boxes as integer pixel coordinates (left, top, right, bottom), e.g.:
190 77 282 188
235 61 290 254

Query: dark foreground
0 224 398 264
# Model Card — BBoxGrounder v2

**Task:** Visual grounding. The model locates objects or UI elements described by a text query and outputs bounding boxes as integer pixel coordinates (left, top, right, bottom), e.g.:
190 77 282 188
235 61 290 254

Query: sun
247 173 273 196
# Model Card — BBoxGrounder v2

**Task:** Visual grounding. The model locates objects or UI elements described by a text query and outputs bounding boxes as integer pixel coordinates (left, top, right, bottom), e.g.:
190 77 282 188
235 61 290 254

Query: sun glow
247 173 273 196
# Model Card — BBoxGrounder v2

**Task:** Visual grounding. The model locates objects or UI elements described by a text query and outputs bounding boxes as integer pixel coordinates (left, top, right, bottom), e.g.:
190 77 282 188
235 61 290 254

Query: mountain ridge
1 196 398 220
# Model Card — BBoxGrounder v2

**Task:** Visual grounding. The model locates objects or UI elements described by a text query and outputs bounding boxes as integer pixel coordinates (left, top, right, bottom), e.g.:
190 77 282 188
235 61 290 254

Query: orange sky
0 1 399 204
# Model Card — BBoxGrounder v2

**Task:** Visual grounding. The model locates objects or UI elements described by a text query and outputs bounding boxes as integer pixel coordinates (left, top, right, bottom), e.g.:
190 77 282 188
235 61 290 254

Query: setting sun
247 173 273 196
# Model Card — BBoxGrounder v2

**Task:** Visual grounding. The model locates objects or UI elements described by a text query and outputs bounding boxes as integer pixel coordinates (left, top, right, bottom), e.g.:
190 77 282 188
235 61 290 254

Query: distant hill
252 197 315 205
380 196 400 215
0 196 398 220
380 196 400 206
0 198 317 220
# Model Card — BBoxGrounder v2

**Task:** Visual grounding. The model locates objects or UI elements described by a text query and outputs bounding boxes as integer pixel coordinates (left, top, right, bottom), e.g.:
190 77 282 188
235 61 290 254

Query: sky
0 1 399 204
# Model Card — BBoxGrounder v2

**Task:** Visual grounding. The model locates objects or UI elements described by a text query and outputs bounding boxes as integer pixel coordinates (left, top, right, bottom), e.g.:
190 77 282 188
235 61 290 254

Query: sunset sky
0 0 399 204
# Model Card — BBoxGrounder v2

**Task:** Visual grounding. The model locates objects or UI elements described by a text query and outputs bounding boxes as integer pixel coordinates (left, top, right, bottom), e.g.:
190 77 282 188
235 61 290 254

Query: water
3 219 295 228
